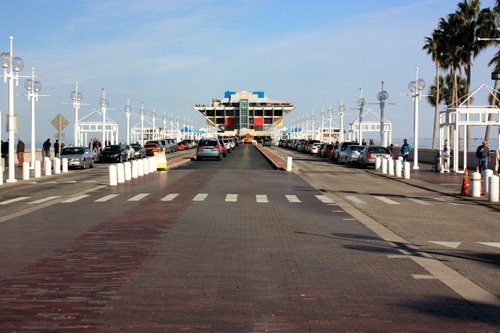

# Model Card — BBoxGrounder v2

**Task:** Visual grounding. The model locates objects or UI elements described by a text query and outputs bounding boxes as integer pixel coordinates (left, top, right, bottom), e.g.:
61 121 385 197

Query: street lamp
408 67 425 170
357 89 365 144
377 82 389 147
70 82 83 146
338 99 346 143
124 99 131 145
24 67 42 169
1 36 24 183
162 113 167 139
100 88 108 148
151 109 156 140
140 102 145 144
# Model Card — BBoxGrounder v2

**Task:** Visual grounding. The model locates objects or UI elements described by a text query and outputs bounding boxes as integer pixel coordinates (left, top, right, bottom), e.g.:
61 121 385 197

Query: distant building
193 91 294 137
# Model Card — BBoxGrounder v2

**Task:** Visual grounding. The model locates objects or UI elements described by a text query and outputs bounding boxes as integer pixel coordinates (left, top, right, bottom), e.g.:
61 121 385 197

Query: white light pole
1 36 24 183
140 102 145 144
338 99 345 143
100 88 108 148
377 82 389 147
24 67 42 169
357 89 365 144
152 109 156 140
408 67 425 170
162 113 167 139
70 82 83 146
124 99 131 145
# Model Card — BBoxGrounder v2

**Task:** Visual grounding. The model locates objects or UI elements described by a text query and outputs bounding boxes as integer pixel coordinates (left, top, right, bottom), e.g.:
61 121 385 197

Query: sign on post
51 114 68 139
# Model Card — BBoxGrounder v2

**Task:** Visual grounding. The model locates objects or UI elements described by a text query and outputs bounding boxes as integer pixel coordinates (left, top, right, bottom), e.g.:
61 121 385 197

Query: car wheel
218 154 222 161
82 159 87 169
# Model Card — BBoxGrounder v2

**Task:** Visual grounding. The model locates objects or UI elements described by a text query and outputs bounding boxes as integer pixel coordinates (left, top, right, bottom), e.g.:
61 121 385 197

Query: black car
98 144 128 163
130 143 146 159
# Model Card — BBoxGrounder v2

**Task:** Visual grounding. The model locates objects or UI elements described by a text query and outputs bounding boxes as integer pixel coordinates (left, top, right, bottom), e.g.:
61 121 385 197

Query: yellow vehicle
243 133 253 144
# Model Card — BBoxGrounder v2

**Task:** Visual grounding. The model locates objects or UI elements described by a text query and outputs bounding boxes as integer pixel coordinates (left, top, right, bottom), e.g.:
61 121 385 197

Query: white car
310 142 322 155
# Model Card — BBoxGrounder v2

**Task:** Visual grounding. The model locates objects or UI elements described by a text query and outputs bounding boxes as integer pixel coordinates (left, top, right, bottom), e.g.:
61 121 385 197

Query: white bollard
395 160 403 178
482 169 493 193
388 158 395 176
375 157 382 173
124 161 132 181
131 160 139 178
62 158 68 173
23 162 30 180
471 172 482 198
403 162 411 179
54 157 61 174
143 158 150 175
286 156 292 172
138 159 144 177
0 165 3 185
117 163 125 183
381 158 388 174
109 164 118 186
44 159 52 176
488 175 499 202
149 157 156 173
34 160 42 178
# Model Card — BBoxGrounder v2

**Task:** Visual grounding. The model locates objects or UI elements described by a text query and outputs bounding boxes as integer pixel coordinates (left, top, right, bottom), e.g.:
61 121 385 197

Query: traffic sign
492 72 500 80
51 113 69 131
55 132 65 139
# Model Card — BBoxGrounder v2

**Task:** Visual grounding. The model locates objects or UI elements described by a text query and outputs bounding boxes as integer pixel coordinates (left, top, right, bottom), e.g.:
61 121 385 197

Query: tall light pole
377 82 389 147
140 102 145 144
70 82 83 146
151 109 156 140
24 67 42 169
408 67 425 170
162 113 167 139
100 88 108 148
338 99 345 143
1 36 24 183
357 89 365 144
124 99 131 145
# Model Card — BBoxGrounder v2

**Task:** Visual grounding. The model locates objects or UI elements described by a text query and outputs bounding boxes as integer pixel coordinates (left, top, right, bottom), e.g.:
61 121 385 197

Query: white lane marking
285 195 300 203
29 196 61 204
429 241 461 249
95 194 120 202
315 195 335 204
256 195 268 203
45 181 58 184
161 193 179 202
449 202 462 206
128 193 150 202
331 210 344 213
433 197 447 202
0 197 30 205
412 274 437 280
193 193 208 201
477 242 500 249
387 254 410 259
63 180 77 184
408 198 432 206
62 195 90 203
342 218 356 221
345 196 366 204
374 196 399 205
83 180 97 183
225 194 238 202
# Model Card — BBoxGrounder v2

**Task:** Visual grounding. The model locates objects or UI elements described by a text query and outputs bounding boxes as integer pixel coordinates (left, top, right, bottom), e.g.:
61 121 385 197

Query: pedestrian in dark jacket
16 139 25 167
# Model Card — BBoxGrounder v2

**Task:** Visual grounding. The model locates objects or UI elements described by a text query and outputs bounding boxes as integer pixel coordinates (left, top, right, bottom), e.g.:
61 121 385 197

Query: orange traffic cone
460 168 470 196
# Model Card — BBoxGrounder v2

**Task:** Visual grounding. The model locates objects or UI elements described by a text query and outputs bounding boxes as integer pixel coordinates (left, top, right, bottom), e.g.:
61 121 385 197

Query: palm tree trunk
484 80 498 141
466 63 472 151
432 63 440 149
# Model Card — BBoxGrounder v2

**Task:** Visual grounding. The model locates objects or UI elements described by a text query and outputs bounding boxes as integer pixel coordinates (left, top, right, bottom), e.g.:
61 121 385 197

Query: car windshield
200 140 218 146
62 148 84 155
131 144 141 149
103 145 120 151
350 145 364 152
368 147 390 153
145 144 158 148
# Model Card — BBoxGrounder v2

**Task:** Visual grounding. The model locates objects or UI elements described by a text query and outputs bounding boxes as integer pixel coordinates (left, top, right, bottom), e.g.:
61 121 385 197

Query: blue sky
0 0 498 146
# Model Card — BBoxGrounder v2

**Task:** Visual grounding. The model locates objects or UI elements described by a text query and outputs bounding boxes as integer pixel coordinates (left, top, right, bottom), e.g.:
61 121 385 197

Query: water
393 137 499 151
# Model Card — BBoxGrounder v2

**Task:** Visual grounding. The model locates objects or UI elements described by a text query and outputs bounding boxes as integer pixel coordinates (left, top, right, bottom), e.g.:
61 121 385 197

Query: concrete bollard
138 159 144 177
23 162 30 180
471 172 482 197
381 158 388 175
143 158 150 175
403 161 411 179
54 158 61 174
375 157 382 173
34 160 42 178
488 175 499 202
286 156 293 172
44 159 52 176
149 157 156 173
117 163 125 183
388 158 395 176
0 165 3 185
109 164 118 186
131 160 138 178
482 169 493 193
395 159 403 178
62 158 68 173
124 161 132 181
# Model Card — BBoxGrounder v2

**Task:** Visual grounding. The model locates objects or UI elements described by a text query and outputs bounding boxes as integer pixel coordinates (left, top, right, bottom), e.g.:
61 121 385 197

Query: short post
44 158 52 176
138 159 144 177
131 160 138 178
54 158 61 174
395 160 403 178
143 158 150 175
109 164 117 186
149 157 156 173
124 161 132 181
117 163 125 183
23 162 30 180
286 156 292 172
388 158 395 176
62 158 68 173
471 172 482 198
34 160 41 178
375 157 382 173
482 169 493 193
381 158 388 174
0 165 3 185
403 161 411 179
488 175 499 202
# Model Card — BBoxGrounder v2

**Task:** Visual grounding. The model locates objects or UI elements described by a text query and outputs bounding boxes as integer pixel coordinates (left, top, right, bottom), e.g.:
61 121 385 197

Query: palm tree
423 31 441 149
486 49 500 141
427 74 468 107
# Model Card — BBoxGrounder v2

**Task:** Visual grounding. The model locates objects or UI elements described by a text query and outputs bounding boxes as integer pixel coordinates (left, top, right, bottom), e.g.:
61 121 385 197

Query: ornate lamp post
24 67 42 169
408 67 425 170
1 36 24 183
70 82 83 146
377 82 389 147
357 89 365 144
338 100 346 143
151 109 156 140
124 99 131 145
162 113 167 139
140 102 145 144
100 89 108 148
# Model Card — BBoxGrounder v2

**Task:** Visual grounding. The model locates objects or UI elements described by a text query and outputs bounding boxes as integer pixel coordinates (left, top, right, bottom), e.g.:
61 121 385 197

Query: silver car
195 138 223 161
61 146 95 169
358 146 393 168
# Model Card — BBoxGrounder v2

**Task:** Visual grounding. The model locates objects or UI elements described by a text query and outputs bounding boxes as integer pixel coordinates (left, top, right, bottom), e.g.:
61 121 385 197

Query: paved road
0 144 499 332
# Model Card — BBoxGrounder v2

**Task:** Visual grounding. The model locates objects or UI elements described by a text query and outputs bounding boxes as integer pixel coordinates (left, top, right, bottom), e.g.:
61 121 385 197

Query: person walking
475 140 490 173
16 138 25 167
495 146 500 174
1 140 8 169
442 139 450 172
401 138 412 162
42 138 51 159
54 139 60 159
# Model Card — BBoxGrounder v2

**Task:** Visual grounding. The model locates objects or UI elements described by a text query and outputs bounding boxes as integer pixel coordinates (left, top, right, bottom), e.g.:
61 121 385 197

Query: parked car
310 142 322 155
262 138 272 147
341 145 365 165
358 146 394 168
322 144 334 158
61 146 95 169
130 143 146 159
195 138 224 161
331 141 358 162
222 138 232 153
125 144 136 160
99 144 128 163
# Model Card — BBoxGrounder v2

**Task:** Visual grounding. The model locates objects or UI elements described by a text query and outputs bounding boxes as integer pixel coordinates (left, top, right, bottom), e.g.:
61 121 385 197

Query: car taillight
214 145 219 149
367 153 372 158
390 154 394 159
197 145 203 150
